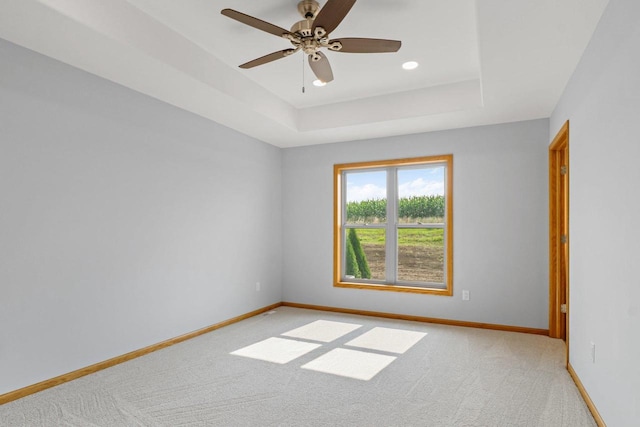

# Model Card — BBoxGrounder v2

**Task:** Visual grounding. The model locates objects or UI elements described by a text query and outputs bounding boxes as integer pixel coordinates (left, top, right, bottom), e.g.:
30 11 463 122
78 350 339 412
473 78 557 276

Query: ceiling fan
221 0 401 84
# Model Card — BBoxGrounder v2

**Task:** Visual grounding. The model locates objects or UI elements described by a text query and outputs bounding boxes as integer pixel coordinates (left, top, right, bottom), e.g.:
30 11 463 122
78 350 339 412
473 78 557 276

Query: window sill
334 281 453 296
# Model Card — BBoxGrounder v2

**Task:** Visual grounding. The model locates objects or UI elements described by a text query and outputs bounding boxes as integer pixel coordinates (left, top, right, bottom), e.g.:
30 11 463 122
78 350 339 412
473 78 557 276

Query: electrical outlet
256 282 261 292
462 290 470 301
590 342 596 363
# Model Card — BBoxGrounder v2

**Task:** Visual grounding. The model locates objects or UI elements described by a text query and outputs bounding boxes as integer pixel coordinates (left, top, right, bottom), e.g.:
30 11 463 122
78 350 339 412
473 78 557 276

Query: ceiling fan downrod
297 0 320 19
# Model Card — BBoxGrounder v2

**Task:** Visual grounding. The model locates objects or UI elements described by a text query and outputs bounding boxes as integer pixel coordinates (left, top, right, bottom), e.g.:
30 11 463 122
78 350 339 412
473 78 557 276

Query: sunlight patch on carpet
231 337 321 364
281 320 362 343
301 348 396 381
345 327 427 354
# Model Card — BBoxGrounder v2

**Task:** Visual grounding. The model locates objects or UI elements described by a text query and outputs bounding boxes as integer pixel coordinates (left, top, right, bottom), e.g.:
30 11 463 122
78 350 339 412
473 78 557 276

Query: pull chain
302 54 306 93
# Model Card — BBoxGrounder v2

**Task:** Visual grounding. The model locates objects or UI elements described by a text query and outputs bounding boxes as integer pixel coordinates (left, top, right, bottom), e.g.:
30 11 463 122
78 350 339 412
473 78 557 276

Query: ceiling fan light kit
221 0 401 84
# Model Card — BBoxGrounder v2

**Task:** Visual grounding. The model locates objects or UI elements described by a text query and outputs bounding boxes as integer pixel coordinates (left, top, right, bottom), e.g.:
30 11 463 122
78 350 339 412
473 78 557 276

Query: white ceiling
0 0 609 148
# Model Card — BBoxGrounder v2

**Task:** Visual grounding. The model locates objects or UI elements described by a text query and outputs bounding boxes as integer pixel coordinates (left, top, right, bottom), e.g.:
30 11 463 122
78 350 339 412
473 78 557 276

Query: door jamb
549 121 569 350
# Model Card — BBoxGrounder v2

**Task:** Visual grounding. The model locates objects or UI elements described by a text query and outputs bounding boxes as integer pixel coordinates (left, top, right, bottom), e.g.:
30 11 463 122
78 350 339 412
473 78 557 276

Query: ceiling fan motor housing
290 19 313 38
290 1 338 55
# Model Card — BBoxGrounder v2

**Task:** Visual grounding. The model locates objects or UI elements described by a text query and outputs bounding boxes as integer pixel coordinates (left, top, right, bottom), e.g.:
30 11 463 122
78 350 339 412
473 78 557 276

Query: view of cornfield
346 195 445 283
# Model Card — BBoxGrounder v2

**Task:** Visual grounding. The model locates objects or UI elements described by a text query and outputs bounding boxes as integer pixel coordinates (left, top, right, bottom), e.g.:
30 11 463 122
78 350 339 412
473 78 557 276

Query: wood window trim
333 155 453 296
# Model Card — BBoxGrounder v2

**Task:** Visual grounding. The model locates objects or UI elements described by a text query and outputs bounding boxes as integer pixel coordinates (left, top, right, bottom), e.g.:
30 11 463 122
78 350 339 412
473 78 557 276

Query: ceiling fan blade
221 9 293 38
240 49 296 69
332 38 401 53
312 0 357 35
308 52 334 83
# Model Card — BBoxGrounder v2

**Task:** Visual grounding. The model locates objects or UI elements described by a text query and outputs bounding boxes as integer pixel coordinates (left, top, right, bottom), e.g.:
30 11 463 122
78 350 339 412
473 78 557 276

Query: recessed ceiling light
313 79 327 87
402 61 419 70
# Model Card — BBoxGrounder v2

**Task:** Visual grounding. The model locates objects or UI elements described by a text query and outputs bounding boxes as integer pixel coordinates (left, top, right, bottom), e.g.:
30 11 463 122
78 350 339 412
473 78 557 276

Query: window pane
397 166 445 224
397 228 444 283
345 171 387 225
344 228 385 281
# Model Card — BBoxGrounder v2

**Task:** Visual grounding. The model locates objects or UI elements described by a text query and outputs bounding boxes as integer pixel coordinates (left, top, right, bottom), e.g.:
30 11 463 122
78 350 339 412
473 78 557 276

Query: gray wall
0 39 283 395
282 119 550 329
550 0 640 424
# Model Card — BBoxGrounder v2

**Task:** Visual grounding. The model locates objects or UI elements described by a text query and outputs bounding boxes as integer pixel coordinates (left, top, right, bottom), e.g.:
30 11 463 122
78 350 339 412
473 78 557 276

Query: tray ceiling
0 0 608 147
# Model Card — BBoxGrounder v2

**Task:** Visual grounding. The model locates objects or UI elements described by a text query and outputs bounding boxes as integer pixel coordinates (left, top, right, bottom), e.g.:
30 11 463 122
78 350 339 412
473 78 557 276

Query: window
333 155 453 295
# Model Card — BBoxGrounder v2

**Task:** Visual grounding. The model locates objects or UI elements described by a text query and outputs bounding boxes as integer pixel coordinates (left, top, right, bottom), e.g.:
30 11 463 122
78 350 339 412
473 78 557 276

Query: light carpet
0 307 596 426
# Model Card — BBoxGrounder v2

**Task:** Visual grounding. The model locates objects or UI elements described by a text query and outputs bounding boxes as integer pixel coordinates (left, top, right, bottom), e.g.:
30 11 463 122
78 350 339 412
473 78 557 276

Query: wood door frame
549 121 569 346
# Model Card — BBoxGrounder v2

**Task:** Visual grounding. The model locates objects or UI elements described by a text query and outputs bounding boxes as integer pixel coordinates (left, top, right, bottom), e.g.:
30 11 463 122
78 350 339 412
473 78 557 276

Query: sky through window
346 167 444 202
